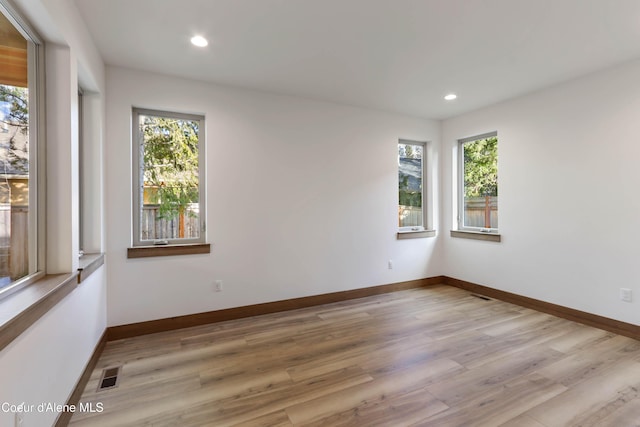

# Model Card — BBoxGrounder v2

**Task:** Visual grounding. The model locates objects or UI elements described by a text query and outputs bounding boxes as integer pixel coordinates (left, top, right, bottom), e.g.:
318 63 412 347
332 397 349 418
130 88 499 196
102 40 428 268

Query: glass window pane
398 142 423 229
462 135 498 229
138 113 200 242
0 11 30 288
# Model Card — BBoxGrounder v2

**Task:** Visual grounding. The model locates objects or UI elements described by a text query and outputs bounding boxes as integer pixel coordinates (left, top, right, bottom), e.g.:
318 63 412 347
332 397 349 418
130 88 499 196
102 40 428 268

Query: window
458 132 498 232
132 108 205 247
0 1 43 298
398 140 426 232
78 87 84 257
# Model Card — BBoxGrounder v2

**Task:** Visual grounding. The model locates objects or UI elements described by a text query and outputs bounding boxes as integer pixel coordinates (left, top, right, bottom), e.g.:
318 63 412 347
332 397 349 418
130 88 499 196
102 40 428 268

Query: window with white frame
0 1 44 298
458 132 498 232
78 87 84 257
132 108 205 246
398 140 426 231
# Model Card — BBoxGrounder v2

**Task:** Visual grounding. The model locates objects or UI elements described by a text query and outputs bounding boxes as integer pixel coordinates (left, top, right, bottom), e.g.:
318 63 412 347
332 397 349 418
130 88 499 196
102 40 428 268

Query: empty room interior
2 0 640 425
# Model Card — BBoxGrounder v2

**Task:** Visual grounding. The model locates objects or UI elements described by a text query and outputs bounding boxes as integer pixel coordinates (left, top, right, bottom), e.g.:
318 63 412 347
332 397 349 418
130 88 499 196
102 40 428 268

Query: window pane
398 142 423 229
462 135 498 229
78 89 83 255
138 113 200 242
0 11 29 288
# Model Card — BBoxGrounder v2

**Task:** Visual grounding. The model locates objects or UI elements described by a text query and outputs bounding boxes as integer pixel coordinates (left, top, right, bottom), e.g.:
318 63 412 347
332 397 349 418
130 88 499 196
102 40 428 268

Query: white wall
106 66 441 326
2 0 639 423
0 268 107 427
442 59 640 325
45 43 79 273
0 0 107 425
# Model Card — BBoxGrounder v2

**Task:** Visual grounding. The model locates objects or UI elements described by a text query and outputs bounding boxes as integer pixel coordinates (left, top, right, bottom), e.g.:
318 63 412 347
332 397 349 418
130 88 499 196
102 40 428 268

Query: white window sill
397 229 436 239
450 230 501 242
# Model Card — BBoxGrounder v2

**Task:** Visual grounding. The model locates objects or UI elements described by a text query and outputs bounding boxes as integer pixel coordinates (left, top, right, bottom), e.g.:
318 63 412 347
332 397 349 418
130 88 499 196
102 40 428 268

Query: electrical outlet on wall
620 288 632 302
214 280 223 292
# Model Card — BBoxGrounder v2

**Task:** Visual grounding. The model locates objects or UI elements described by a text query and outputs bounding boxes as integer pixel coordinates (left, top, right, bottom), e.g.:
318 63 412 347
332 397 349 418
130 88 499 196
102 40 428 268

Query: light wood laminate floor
70 285 640 426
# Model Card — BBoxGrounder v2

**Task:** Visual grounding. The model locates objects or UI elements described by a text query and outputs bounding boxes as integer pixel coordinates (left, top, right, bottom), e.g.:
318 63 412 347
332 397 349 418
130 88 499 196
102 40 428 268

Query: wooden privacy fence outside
464 196 498 228
399 198 498 229
399 205 422 227
0 204 28 281
141 204 200 240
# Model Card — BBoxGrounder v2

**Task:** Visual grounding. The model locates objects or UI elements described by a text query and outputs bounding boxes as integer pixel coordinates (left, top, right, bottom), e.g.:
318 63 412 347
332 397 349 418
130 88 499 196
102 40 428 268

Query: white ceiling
74 0 640 119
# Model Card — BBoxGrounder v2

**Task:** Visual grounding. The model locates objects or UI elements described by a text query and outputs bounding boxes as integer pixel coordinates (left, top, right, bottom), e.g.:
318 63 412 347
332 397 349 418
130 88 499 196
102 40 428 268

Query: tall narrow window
398 140 426 231
78 88 84 257
0 2 42 296
132 108 205 246
458 132 498 231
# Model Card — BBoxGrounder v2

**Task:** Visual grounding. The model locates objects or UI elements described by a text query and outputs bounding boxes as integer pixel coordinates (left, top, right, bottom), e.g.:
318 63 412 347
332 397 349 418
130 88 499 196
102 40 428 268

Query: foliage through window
398 140 425 231
132 108 205 246
0 4 42 295
459 132 498 231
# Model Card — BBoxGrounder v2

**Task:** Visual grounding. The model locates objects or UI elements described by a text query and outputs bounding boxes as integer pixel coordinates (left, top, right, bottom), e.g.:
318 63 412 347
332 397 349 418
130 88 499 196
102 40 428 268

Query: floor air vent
97 366 121 391
470 294 492 301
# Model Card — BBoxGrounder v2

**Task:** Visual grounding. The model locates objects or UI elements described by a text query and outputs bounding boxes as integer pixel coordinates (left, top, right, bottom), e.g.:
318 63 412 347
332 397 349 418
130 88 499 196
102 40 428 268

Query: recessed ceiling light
190 35 208 47
444 93 457 101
